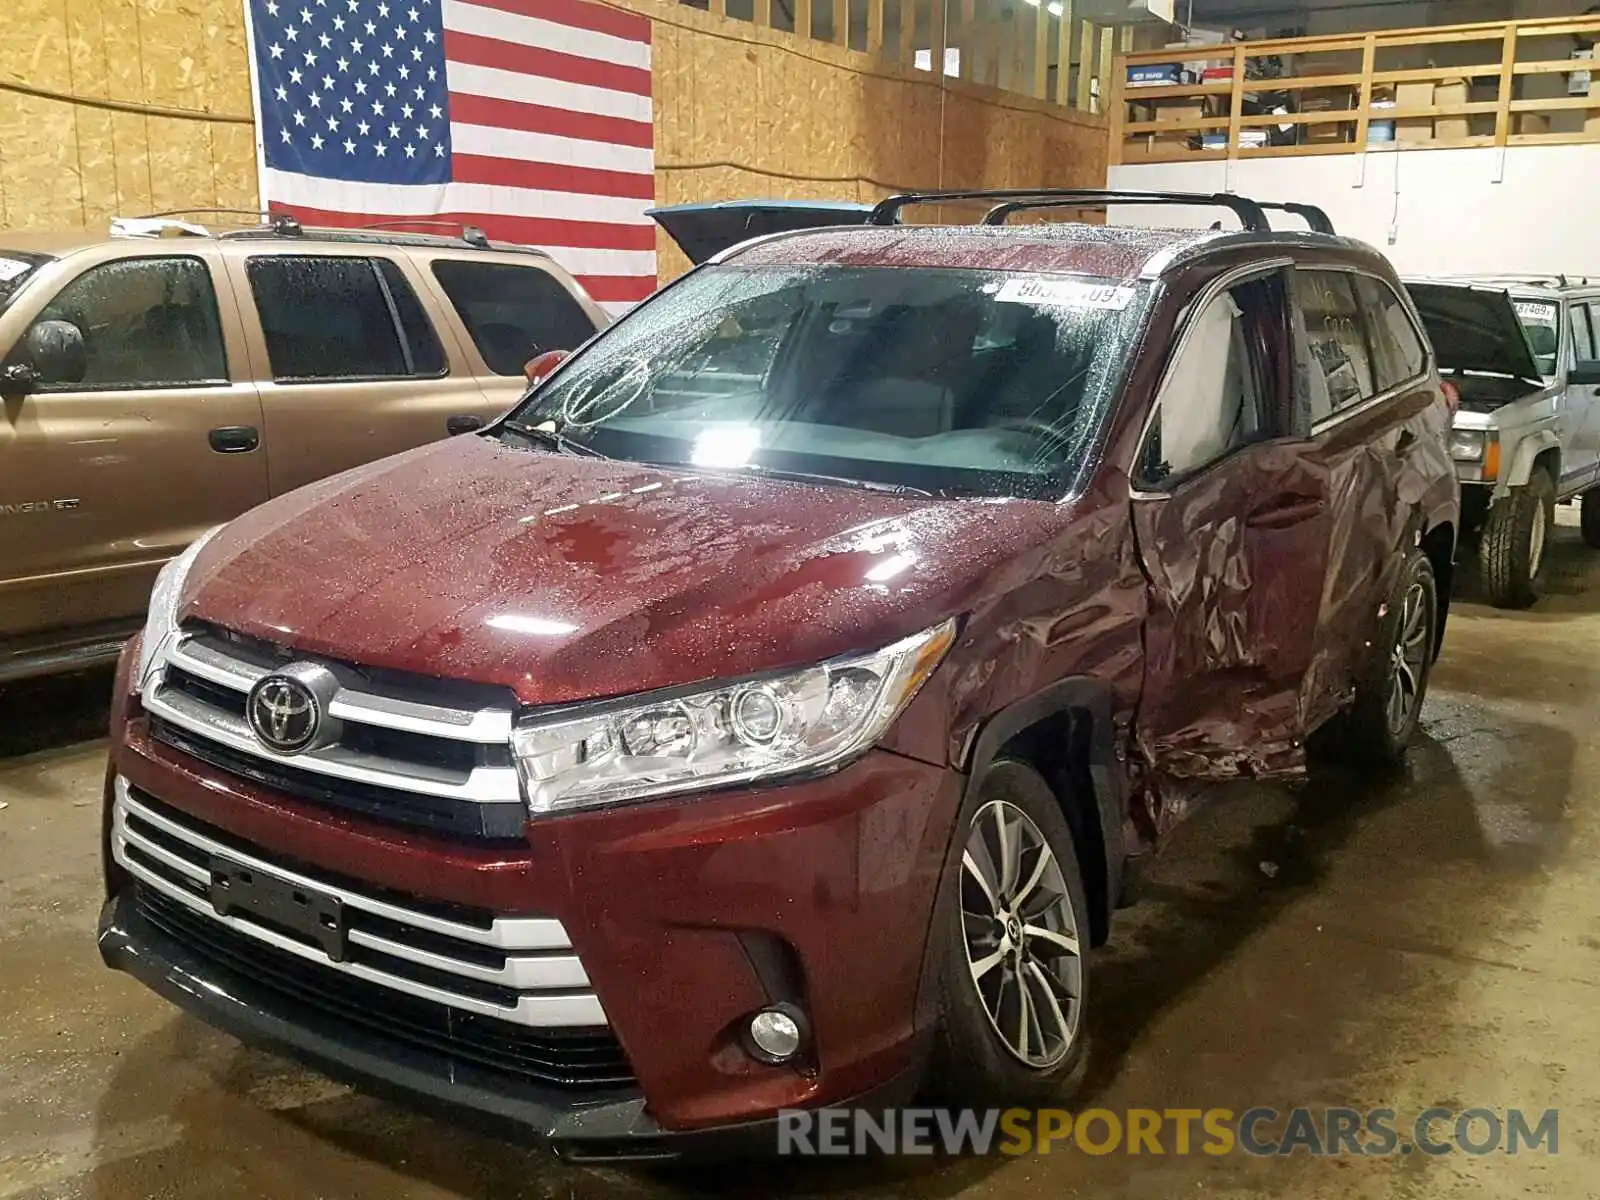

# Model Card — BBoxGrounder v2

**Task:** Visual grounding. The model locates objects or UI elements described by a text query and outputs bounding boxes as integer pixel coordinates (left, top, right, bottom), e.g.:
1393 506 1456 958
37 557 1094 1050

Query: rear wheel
1581 489 1600 549
926 760 1090 1105
1479 467 1554 609
1341 548 1438 766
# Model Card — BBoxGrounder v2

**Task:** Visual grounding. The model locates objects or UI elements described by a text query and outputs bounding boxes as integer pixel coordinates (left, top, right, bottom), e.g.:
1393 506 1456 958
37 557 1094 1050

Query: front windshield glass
0 252 50 313
504 265 1151 500
1512 297 1559 377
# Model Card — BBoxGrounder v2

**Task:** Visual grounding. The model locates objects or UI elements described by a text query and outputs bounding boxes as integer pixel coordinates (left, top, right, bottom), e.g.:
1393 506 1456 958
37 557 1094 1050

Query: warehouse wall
649 5 1110 278
0 0 257 229
1108 144 1600 277
0 0 1108 278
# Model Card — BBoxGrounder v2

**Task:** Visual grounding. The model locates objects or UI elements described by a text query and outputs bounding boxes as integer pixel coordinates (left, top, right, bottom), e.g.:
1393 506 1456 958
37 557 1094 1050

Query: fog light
747 1006 805 1064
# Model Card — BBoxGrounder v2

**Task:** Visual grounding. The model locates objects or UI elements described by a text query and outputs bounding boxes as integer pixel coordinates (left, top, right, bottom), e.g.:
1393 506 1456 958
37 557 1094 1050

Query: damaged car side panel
1107 245 1457 837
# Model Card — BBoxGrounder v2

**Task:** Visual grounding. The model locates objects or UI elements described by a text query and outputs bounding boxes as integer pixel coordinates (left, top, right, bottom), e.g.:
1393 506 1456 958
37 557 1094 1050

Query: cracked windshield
505 266 1151 499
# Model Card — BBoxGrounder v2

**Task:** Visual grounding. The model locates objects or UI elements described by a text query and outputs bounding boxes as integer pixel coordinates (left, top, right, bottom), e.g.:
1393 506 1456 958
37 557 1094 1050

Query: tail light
1440 379 1461 415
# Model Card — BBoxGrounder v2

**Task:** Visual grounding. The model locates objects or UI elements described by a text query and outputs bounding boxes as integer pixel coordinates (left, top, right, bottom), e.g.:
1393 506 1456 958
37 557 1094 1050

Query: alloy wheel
1385 579 1431 736
959 799 1082 1069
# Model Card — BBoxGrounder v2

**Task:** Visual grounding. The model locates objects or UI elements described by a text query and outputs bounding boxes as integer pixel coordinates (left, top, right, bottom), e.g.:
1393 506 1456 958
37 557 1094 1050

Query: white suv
1405 275 1600 607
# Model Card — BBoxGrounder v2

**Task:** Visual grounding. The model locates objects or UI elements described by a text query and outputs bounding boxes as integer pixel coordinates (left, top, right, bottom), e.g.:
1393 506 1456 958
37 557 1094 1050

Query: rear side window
431 260 596 375
1292 270 1376 422
29 256 228 390
247 256 446 381
1569 303 1595 366
1353 275 1427 390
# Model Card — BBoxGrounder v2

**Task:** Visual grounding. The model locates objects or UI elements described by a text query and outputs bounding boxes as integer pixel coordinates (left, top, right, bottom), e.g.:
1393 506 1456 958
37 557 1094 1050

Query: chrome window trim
113 780 607 1028
1128 257 1294 501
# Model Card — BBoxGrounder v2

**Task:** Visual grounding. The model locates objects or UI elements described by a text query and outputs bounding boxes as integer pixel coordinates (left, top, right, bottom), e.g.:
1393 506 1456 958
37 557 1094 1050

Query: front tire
926 760 1091 1106
1342 548 1438 765
1479 467 1554 608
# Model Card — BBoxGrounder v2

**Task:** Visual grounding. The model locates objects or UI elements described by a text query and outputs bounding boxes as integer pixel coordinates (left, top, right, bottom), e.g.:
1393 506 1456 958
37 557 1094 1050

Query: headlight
134 526 223 689
512 619 958 815
1448 429 1486 462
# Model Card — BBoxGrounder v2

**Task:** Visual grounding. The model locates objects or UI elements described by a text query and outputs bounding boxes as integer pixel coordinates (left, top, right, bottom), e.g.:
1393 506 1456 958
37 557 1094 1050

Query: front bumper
98 887 917 1159
101 639 962 1149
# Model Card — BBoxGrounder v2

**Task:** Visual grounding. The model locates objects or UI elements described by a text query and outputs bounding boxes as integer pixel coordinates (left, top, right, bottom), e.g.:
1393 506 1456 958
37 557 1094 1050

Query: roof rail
360 218 492 249
870 188 1272 232
132 207 304 237
1253 201 1335 235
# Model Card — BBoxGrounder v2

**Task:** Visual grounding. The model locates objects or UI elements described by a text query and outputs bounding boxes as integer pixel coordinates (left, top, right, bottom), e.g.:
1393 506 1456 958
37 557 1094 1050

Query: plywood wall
0 0 257 229
0 0 1108 274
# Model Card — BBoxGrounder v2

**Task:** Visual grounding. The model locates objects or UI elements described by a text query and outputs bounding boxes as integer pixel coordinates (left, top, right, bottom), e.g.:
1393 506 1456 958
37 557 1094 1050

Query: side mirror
1570 360 1600 386
6 319 87 390
524 349 569 385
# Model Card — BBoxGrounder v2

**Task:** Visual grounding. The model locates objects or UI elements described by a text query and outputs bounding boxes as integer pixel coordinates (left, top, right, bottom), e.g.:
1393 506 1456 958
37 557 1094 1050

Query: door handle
208 425 259 453
1246 496 1326 529
446 414 485 436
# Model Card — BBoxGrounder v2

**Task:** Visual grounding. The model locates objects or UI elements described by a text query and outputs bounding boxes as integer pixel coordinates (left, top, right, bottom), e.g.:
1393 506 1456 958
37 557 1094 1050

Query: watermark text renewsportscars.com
776 1106 1560 1157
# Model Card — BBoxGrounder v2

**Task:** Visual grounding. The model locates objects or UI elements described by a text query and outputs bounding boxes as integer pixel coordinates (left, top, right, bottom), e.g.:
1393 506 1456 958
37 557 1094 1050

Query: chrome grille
112 778 607 1028
143 626 527 839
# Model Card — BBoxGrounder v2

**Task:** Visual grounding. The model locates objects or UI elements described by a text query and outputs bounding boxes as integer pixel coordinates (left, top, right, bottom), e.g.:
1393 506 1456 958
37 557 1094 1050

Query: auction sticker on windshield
994 278 1138 310
1515 301 1558 323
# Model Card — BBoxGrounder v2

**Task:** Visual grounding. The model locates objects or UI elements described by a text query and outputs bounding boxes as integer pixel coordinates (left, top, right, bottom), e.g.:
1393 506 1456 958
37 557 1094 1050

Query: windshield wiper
719 465 937 497
498 419 609 459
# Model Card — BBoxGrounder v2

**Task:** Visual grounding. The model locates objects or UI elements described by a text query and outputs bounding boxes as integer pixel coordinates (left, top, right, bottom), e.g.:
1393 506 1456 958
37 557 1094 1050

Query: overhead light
1048 1 1063 13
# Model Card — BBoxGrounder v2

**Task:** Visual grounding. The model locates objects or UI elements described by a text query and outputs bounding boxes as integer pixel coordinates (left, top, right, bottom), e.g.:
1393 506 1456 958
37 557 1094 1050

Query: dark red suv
98 190 1460 1159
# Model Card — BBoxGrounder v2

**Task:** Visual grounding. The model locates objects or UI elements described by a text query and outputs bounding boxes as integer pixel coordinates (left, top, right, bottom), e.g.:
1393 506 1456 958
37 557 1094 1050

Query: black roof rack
360 218 493 249
218 224 550 258
1252 201 1335 234
869 188 1273 232
135 207 303 236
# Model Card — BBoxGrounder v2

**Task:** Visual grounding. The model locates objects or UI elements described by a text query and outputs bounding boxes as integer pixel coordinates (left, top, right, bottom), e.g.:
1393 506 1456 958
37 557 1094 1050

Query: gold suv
0 213 608 682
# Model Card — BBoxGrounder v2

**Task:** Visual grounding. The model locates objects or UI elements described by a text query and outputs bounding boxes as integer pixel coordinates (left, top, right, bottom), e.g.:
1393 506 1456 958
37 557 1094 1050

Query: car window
506 265 1151 500
1354 275 1427 391
1138 280 1267 487
1292 270 1376 421
29 256 227 390
430 260 597 375
0 251 51 312
1568 302 1595 367
1507 298 1559 376
376 259 447 375
246 256 444 381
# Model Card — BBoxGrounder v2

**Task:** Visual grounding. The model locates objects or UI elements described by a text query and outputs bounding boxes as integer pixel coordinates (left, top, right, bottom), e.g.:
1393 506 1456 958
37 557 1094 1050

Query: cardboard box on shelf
1435 81 1470 139
1395 81 1435 111
1130 131 1193 158
1303 121 1351 144
1154 102 1206 124
1299 86 1353 113
1397 118 1434 143
1519 112 1552 135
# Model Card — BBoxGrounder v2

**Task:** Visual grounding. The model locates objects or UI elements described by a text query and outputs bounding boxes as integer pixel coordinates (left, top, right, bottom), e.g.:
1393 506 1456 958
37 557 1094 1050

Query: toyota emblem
247 672 324 754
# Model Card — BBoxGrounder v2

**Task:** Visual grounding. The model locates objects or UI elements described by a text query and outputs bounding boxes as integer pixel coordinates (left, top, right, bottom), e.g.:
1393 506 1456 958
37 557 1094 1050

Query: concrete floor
3 518 1599 1200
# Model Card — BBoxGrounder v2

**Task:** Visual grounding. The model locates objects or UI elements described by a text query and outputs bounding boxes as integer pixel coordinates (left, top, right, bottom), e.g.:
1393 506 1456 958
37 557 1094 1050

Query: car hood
1404 281 1544 383
180 436 1032 706
647 200 880 265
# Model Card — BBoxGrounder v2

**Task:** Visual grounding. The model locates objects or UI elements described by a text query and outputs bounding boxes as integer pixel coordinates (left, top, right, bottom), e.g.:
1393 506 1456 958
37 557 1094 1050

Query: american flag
244 0 656 314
